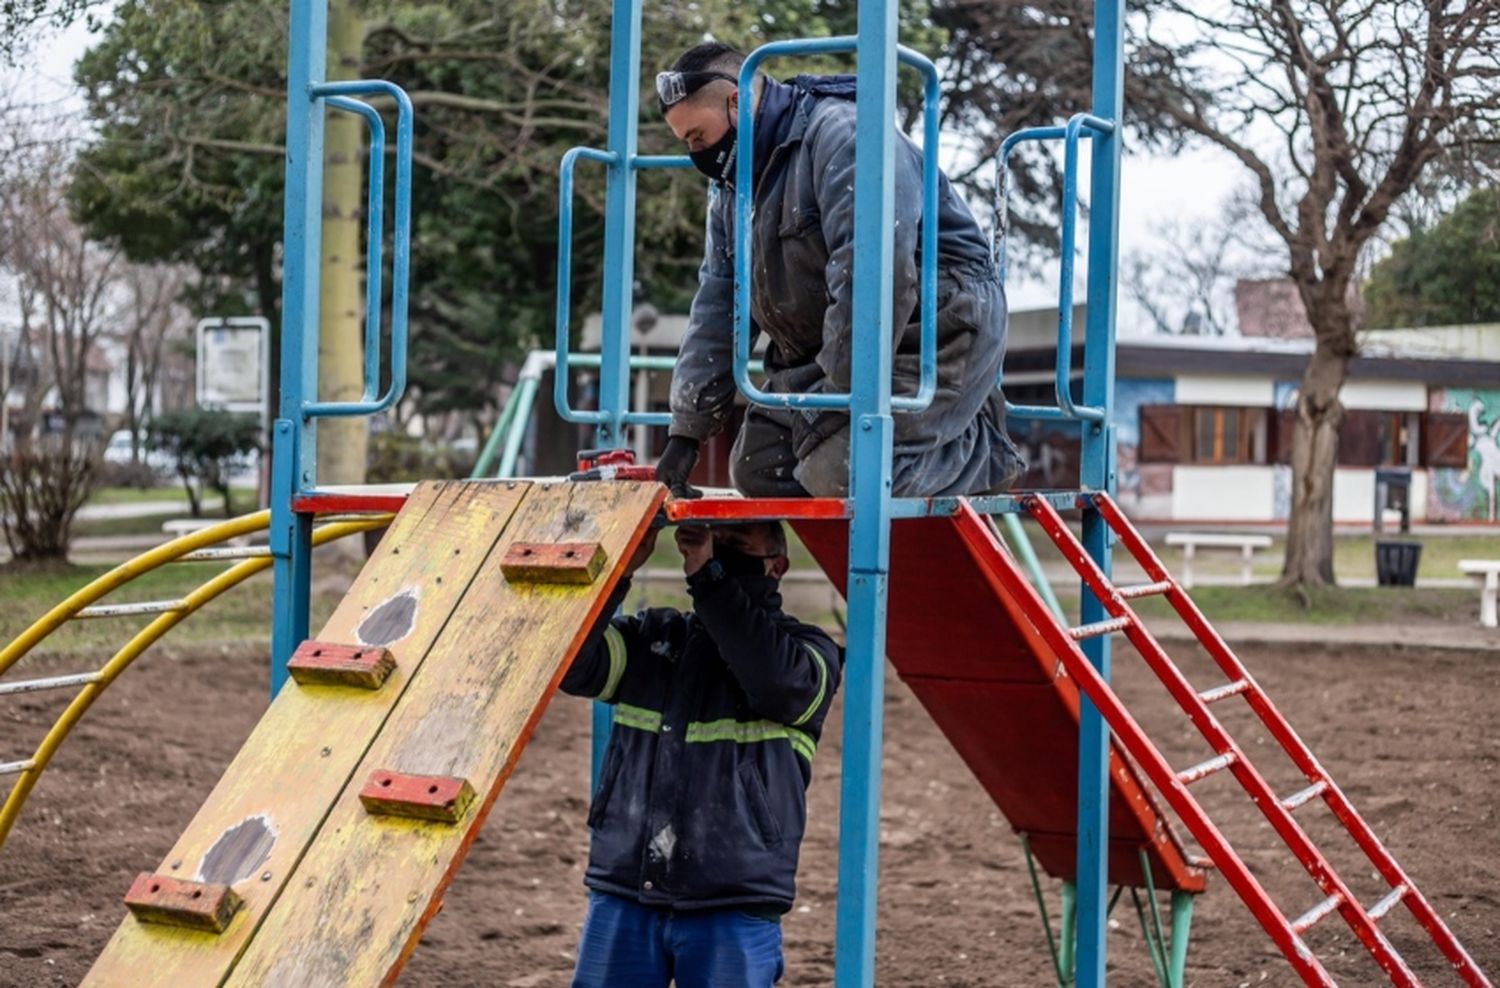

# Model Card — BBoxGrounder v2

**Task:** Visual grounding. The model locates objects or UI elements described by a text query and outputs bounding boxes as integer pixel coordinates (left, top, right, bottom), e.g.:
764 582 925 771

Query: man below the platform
652 41 1026 500
560 520 840 988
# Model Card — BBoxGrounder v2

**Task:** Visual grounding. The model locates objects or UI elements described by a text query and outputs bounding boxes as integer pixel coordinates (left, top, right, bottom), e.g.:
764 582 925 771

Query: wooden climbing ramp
85 479 663 987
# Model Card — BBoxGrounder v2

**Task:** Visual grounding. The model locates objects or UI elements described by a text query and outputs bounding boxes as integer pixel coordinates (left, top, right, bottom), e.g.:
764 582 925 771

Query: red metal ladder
1011 491 1490 987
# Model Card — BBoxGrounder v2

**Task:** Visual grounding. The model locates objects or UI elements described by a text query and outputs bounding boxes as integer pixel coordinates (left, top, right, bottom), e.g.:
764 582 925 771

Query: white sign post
196 316 271 508
196 316 269 415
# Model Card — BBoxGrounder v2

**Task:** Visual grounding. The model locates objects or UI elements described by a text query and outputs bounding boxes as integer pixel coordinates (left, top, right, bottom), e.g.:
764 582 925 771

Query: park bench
1164 531 1273 589
1457 560 1500 628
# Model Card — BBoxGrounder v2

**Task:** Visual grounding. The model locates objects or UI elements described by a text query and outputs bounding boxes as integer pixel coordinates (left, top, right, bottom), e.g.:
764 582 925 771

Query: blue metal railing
553 151 695 428
994 112 1115 425
303 80 414 418
733 37 940 413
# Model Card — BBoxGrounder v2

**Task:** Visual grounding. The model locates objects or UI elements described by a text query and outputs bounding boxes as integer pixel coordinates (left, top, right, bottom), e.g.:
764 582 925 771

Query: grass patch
1052 583 1472 626
87 484 256 507
0 556 348 659
87 485 189 505
73 511 210 539
1009 518 1495 583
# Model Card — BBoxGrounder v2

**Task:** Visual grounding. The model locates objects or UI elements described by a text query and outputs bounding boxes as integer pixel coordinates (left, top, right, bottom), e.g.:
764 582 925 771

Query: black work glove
791 408 847 461
655 435 703 499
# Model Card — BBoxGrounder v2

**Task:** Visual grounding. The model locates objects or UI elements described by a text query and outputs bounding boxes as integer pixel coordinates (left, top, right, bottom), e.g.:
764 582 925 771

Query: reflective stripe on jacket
561 572 842 913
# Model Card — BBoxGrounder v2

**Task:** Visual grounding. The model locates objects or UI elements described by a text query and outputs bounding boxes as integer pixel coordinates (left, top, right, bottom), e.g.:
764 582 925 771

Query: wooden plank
226 481 664 987
84 480 531 987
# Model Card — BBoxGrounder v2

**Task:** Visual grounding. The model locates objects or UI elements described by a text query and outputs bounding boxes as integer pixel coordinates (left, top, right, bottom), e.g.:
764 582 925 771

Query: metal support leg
1059 880 1079 983
269 419 312 697
1075 0 1124 973
271 0 327 697
1073 506 1112 987
1168 890 1195 987
833 0 899 981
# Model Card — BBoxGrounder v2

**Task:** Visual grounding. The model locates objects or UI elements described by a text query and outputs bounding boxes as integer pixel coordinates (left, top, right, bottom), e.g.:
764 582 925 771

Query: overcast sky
15 15 1249 338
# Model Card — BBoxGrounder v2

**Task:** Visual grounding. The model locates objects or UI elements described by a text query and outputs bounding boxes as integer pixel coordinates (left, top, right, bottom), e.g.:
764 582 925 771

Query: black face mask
713 541 773 579
689 102 737 184
712 541 783 609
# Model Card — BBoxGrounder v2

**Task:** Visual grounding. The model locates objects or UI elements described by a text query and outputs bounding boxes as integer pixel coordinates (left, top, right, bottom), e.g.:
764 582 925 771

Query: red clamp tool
569 448 658 482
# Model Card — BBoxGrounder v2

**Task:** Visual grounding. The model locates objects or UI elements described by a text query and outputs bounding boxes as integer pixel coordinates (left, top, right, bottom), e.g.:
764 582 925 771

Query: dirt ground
1 634 1495 987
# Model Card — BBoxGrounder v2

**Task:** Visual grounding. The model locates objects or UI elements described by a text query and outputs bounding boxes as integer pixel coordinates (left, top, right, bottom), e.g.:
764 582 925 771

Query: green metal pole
1168 890 1195 988
1059 880 1078 983
472 384 522 478
497 375 540 478
1002 512 1065 620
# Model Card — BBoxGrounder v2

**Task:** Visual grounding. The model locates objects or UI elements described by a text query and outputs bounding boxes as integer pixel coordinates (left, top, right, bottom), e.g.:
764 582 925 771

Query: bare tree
1125 197 1266 336
0 143 119 561
3 148 121 446
1142 1 1500 586
116 263 191 462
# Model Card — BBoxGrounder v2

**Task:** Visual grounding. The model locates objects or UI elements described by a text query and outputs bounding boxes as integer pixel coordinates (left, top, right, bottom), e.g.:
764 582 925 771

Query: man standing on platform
651 41 1026 500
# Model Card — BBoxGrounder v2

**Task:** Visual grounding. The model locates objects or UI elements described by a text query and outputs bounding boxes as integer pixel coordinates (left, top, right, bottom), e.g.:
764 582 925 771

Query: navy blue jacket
560 564 842 913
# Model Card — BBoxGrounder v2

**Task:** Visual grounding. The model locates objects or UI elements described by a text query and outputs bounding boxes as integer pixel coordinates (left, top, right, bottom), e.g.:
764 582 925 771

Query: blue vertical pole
834 0 898 984
1074 0 1124 983
589 0 643 783
269 0 327 697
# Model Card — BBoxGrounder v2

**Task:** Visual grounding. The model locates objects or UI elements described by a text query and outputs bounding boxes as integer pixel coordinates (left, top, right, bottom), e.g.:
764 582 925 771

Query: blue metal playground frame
268 0 1125 983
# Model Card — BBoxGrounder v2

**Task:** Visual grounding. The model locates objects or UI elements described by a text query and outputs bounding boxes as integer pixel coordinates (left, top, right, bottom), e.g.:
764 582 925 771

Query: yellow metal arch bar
0 511 274 677
0 516 390 851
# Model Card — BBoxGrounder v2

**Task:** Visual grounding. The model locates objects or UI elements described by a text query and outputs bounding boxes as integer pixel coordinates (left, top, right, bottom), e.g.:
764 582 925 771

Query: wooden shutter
1138 405 1183 463
1337 409 1384 467
1422 412 1471 468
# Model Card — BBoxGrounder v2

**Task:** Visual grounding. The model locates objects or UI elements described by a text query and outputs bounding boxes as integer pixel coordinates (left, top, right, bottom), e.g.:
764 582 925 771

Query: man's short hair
657 42 749 113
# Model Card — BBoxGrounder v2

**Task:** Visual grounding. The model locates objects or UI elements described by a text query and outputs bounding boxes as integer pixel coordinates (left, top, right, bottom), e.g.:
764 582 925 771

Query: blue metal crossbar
995 113 1114 425
733 38 940 413
303 81 413 419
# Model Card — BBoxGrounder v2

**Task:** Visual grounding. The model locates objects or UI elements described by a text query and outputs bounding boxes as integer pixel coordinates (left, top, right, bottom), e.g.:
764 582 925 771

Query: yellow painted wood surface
226 481 663 987
84 481 530 987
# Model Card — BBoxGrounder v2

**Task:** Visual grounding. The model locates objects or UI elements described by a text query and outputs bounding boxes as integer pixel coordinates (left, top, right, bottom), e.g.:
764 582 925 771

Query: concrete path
75 499 191 521
1152 620 1498 653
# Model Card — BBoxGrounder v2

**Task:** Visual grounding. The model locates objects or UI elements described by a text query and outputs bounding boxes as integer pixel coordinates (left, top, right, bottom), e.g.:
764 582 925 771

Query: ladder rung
178 546 272 561
1291 892 1343 934
0 671 103 697
1175 752 1237 786
1067 616 1133 641
1197 678 1251 705
76 600 187 619
1280 780 1329 812
1366 884 1408 922
1116 579 1174 600
0 758 36 776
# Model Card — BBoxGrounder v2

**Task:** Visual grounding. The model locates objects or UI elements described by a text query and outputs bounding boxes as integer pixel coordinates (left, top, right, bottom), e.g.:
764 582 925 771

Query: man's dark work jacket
561 565 841 914
669 76 1005 457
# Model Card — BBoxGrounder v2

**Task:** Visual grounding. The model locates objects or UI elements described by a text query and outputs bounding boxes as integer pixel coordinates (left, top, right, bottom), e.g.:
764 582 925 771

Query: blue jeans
571 892 785 987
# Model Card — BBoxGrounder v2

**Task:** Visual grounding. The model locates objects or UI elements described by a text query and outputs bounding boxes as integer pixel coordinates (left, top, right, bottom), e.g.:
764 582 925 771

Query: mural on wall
1113 377 1175 516
1428 388 1500 522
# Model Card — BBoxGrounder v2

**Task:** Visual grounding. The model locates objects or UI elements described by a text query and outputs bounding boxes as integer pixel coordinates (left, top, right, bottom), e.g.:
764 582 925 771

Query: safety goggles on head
655 69 738 110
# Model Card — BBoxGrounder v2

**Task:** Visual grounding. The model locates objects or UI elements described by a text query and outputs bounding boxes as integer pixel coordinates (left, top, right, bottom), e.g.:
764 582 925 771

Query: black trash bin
1375 540 1422 587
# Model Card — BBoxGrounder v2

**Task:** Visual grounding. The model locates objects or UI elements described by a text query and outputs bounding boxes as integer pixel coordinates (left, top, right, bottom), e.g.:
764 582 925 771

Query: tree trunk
1280 334 1353 587
315 0 368 488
